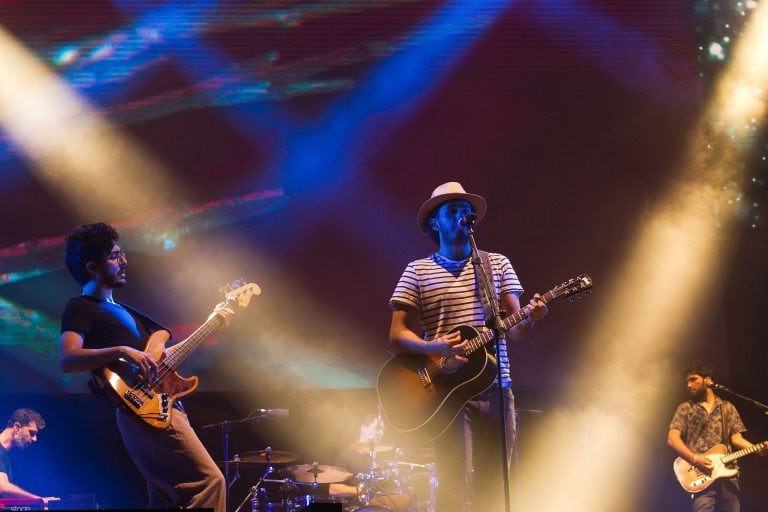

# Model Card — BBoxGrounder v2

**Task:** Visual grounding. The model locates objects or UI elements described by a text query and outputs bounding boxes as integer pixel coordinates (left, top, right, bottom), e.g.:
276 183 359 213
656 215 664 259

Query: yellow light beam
518 3 768 510
0 26 181 221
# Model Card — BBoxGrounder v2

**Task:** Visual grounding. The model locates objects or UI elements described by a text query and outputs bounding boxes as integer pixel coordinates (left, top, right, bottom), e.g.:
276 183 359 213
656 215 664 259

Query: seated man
0 408 58 504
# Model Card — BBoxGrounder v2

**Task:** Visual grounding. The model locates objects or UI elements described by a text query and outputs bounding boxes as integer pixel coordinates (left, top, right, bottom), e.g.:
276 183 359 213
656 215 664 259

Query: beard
690 386 707 402
105 272 127 289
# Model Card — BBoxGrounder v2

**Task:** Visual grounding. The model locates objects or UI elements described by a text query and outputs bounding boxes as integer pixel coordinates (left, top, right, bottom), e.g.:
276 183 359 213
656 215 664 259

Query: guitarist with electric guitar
59 223 255 512
385 182 570 512
668 361 767 511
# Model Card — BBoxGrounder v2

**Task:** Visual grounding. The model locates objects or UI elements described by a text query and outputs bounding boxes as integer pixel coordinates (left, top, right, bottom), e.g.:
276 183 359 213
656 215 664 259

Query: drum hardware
353 456 437 512
348 441 394 453
239 449 300 465
237 462 355 512
234 475 295 512
202 408 290 511
286 462 354 484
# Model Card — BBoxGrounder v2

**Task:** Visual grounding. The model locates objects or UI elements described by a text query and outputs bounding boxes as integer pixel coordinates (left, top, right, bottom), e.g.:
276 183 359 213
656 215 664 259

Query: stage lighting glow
0 188 284 286
54 47 80 66
517 2 768 511
0 26 178 221
709 41 725 59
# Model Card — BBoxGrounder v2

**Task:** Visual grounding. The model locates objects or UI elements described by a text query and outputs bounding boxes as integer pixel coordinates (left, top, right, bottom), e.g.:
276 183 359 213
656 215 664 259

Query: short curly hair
683 361 715 380
64 223 119 286
6 408 45 429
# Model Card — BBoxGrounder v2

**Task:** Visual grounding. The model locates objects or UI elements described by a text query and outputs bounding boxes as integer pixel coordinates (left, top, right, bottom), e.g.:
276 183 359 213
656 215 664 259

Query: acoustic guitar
377 274 592 443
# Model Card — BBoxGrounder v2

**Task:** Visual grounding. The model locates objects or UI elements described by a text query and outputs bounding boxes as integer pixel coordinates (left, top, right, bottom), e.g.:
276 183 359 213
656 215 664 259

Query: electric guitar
377 274 592 443
92 280 261 428
673 442 767 493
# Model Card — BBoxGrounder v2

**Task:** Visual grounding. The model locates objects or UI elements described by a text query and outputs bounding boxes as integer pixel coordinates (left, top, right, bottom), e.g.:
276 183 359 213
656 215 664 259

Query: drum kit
223 441 437 512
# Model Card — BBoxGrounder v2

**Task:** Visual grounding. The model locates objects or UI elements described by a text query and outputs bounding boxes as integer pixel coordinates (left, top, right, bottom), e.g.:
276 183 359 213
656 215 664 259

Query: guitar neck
722 442 766 465
463 288 558 356
163 314 223 371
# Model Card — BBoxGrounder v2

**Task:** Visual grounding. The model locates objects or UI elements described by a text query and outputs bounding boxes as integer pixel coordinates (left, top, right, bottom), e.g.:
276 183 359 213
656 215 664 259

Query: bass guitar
92 280 260 428
377 274 592 443
673 442 767 493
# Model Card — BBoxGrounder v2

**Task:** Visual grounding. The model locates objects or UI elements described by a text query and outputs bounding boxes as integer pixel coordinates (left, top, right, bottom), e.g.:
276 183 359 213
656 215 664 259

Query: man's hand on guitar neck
525 293 549 322
207 302 235 327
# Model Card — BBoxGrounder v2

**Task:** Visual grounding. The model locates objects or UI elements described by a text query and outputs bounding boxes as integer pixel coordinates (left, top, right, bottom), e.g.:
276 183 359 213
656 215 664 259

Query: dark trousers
116 407 226 512
433 387 517 512
691 479 740 512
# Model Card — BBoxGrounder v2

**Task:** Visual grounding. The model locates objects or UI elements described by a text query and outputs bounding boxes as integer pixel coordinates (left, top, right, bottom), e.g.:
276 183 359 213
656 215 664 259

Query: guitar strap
474 250 499 328
88 301 171 407
686 398 731 454
721 399 730 451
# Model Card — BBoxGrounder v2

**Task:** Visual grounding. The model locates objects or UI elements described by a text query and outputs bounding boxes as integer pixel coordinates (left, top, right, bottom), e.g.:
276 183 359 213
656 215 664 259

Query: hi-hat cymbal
286 464 353 484
348 441 394 453
239 450 300 464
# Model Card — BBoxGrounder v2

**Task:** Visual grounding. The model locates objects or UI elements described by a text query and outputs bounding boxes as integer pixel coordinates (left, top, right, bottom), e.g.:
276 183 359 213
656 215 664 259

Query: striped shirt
390 251 523 387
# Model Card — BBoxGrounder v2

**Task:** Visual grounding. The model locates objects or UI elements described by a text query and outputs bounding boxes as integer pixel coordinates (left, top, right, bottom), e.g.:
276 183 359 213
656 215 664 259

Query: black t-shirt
60 295 167 350
0 444 12 483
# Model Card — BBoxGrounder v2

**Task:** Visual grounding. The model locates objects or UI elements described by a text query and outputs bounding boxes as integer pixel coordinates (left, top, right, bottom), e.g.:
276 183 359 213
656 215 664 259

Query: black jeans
433 387 517 512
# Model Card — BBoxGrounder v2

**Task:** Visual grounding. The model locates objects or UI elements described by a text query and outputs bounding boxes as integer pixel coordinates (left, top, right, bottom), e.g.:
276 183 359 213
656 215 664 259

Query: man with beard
58 223 231 512
667 361 766 512
388 182 548 511
0 408 58 502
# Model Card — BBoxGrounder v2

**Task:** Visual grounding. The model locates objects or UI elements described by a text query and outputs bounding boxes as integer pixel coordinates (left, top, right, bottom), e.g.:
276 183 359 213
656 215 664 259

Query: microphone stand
466 219 512 512
712 383 768 415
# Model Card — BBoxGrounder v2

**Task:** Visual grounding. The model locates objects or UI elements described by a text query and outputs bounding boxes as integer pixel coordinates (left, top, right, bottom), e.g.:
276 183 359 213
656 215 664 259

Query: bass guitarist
667 361 766 512
58 223 232 512
388 182 548 511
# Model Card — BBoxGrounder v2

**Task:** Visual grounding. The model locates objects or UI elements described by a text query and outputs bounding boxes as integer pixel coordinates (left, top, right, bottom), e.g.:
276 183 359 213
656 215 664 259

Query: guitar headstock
222 279 261 308
552 274 593 301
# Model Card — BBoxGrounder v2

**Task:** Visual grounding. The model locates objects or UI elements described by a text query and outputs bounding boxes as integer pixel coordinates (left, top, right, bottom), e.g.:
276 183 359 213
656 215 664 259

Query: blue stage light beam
530 0 693 99
278 0 513 194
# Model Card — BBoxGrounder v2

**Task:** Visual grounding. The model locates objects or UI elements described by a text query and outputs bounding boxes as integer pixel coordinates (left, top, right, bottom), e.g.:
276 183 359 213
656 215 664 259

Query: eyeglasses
103 250 127 262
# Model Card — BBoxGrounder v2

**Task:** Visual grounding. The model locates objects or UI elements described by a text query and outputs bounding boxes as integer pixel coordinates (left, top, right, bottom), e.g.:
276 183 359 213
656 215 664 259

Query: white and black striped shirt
390 251 523 387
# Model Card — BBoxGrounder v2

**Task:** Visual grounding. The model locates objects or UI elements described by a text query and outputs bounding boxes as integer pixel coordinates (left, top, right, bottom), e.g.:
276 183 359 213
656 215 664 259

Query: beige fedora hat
417 181 487 234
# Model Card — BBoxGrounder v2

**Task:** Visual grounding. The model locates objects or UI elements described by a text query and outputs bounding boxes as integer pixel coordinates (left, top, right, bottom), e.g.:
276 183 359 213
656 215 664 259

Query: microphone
706 380 725 391
459 212 477 227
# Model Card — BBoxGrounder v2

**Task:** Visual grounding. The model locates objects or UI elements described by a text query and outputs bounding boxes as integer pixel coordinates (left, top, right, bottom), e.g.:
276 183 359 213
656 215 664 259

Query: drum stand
355 438 382 507
354 442 438 512
234 472 295 512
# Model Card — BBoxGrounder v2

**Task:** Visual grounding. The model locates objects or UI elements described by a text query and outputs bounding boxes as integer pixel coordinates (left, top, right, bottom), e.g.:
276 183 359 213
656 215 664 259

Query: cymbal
286 464 353 484
348 441 394 453
239 450 300 464
217 459 261 468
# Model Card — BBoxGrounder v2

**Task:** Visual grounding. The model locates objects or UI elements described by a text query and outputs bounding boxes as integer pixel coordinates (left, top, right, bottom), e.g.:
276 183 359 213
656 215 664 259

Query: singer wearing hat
387 182 548 511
